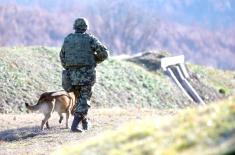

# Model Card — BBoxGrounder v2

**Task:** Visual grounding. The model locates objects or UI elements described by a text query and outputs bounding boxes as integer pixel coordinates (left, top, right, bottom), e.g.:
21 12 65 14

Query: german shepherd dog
25 91 77 130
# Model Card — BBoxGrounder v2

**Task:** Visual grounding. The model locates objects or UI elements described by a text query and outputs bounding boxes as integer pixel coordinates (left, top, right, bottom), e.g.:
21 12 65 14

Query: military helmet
73 18 88 31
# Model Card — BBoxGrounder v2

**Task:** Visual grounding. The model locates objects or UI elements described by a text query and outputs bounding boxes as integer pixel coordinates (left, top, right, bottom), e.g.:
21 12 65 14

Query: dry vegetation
1 98 235 155
54 97 235 155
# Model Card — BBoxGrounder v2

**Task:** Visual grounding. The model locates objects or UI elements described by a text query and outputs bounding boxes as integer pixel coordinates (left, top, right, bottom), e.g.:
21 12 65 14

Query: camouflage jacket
60 32 109 88
60 32 108 69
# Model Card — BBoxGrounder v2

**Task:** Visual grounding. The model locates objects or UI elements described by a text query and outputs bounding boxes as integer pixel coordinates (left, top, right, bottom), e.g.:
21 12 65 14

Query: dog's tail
25 103 40 111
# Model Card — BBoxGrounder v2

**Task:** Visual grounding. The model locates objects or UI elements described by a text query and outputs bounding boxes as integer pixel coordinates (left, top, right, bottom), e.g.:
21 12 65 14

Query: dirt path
0 108 175 155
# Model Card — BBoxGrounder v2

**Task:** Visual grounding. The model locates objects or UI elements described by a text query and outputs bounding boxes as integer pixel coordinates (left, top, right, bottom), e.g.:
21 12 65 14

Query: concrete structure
161 55 205 105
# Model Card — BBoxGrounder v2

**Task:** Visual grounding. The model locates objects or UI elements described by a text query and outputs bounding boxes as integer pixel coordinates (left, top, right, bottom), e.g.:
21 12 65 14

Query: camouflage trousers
62 66 95 115
72 85 93 115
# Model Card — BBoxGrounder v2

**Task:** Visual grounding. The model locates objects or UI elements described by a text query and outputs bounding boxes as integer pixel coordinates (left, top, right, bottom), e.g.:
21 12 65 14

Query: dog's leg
58 113 63 124
41 120 44 130
46 121 50 129
45 99 54 129
41 113 51 130
65 111 70 129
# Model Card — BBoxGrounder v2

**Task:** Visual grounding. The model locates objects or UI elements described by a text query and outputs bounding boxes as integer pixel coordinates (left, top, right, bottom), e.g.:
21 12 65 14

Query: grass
0 47 234 113
0 47 235 155
54 96 235 155
188 64 235 96
0 47 62 113
94 58 192 109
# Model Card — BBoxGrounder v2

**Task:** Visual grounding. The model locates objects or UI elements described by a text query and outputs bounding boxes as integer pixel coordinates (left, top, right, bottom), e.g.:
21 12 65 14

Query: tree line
0 2 235 69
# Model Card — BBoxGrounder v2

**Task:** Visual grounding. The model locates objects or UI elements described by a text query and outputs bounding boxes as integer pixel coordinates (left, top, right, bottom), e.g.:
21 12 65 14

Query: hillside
0 47 234 113
0 46 235 155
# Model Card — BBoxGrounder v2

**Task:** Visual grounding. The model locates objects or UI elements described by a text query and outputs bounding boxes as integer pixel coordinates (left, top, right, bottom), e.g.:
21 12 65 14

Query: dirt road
0 108 174 155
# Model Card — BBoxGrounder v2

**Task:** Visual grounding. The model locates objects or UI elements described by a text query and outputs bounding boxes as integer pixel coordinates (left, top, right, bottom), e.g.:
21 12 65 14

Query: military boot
82 118 90 130
71 115 83 132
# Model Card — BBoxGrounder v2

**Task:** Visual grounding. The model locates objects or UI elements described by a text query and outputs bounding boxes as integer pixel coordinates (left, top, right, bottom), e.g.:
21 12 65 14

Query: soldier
60 18 109 132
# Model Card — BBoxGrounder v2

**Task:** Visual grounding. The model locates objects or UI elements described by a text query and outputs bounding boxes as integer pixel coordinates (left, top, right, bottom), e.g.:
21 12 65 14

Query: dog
25 90 77 130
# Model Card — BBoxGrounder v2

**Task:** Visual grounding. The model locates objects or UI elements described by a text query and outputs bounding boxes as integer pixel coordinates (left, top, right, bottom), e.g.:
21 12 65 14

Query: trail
0 108 175 155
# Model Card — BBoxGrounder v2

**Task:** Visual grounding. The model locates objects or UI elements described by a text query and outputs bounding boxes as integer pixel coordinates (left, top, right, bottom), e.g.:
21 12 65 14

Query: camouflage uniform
60 18 108 132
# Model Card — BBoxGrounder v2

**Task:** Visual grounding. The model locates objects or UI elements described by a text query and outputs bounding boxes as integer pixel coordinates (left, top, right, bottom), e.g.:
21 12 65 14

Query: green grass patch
0 47 234 113
188 64 235 96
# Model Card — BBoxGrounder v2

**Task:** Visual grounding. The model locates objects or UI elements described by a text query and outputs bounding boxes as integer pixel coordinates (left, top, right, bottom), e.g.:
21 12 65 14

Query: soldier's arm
60 43 67 69
60 34 73 69
91 36 109 64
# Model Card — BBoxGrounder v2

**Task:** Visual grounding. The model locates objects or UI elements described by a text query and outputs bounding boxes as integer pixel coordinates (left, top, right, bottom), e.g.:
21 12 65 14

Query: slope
0 47 234 113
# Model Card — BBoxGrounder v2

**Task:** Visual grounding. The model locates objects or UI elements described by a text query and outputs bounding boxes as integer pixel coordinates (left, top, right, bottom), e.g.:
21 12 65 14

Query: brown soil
0 108 175 155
